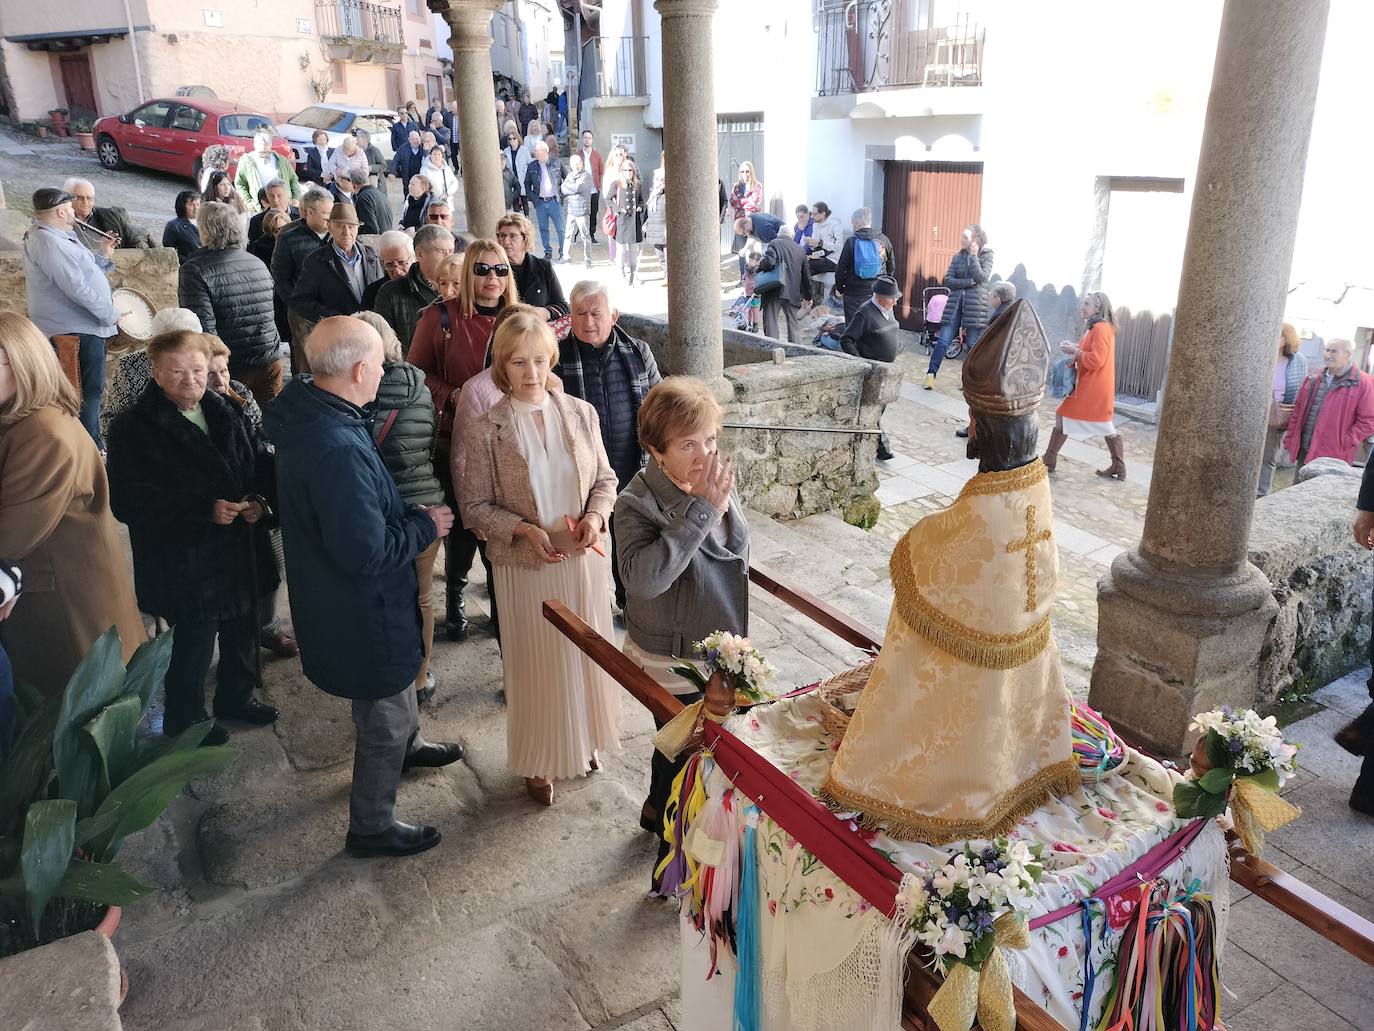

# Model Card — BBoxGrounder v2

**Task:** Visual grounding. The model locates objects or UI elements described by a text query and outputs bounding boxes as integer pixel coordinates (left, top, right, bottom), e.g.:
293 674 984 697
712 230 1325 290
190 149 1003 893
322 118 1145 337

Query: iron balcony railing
316 0 403 45
580 36 648 99
815 0 985 96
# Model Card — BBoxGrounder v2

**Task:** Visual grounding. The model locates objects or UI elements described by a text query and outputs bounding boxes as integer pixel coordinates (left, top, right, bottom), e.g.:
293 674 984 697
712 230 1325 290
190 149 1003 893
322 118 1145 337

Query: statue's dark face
970 414 1040 473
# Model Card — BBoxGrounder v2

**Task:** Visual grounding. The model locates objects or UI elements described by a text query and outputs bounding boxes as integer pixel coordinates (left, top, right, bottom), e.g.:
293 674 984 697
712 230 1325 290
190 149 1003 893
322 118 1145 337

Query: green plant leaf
1239 767 1281 792
89 746 237 862
124 630 175 718
54 628 127 819
667 663 709 692
1198 767 1233 794
1172 781 1229 820
1203 730 1231 771
129 722 215 775
74 807 123 848
83 694 143 788
56 858 153 906
0 694 59 840
20 799 76 928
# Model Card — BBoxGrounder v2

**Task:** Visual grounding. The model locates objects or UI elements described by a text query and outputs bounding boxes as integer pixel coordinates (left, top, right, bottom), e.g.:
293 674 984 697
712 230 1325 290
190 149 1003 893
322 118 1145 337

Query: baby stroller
920 288 962 357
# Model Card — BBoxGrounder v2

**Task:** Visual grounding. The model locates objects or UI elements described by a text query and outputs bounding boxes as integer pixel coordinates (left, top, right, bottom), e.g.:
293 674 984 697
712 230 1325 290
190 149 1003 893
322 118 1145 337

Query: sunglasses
473 263 510 278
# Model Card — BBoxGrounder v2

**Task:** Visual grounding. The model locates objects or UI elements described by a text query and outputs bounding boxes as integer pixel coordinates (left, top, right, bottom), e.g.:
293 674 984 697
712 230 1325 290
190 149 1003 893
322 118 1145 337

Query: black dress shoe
954 427 969 438
345 821 441 858
215 699 280 725
445 615 470 642
402 741 465 772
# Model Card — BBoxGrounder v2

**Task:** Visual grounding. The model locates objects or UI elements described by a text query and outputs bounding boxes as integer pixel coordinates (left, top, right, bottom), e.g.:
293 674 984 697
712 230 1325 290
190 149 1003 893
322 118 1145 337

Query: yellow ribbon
927 912 1031 1031
1231 777 1301 857
652 699 729 761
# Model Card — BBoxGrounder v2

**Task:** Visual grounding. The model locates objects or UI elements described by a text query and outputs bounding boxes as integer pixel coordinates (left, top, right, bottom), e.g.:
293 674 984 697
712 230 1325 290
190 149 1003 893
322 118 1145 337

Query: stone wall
1249 473 1372 702
0 246 181 318
616 313 899 520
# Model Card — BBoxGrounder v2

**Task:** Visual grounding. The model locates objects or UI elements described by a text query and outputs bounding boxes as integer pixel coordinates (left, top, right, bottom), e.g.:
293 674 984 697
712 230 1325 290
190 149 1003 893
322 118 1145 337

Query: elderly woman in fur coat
107 330 280 746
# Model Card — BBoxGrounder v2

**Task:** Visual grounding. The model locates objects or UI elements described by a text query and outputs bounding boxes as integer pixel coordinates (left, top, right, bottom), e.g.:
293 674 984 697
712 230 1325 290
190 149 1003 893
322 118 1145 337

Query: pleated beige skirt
492 548 623 779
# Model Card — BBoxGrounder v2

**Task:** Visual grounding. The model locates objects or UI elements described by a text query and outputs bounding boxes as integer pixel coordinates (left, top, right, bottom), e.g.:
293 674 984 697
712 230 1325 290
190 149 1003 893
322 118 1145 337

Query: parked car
92 98 292 182
278 104 399 169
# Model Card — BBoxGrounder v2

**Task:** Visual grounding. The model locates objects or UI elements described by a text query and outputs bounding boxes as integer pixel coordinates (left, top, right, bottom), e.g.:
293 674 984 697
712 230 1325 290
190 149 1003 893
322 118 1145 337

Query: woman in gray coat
924 223 994 387
614 376 749 890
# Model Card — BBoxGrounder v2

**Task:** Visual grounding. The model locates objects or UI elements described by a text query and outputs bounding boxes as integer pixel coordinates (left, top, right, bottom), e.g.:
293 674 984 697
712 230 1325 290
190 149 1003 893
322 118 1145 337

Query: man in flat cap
22 187 121 442
289 202 384 370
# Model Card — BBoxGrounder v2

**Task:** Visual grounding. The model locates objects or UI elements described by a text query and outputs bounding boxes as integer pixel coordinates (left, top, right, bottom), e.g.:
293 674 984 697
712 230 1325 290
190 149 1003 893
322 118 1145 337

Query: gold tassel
652 700 728 761
1231 777 1301 857
927 913 1031 1031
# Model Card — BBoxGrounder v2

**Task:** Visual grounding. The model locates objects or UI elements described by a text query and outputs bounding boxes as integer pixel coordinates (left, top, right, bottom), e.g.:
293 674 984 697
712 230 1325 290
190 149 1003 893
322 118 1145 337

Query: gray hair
355 128 371 143
306 317 381 376
851 207 873 229
301 186 334 213
353 311 404 364
347 167 368 186
990 281 1017 305
263 178 288 195
62 176 94 195
149 307 202 336
413 224 451 254
196 201 243 249
569 280 612 309
533 141 549 156
378 230 414 257
502 119 518 136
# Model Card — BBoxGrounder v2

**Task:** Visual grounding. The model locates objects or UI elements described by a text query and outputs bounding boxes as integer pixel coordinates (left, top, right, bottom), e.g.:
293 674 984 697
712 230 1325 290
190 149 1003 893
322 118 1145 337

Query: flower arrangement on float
669 630 779 706
1173 706 1299 856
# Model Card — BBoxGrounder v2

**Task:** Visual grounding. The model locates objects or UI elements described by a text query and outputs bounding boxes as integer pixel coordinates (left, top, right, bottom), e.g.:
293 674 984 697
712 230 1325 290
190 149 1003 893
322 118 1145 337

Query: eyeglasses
382 259 411 271
473 263 510 278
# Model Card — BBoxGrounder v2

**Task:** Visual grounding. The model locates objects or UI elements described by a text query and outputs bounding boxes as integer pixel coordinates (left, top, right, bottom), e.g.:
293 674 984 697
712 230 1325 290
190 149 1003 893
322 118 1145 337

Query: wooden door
882 160 983 329
59 54 98 119
716 113 764 250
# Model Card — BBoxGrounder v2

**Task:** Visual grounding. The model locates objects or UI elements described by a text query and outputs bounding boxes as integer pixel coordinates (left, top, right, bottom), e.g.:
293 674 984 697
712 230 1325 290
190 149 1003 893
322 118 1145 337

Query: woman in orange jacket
1043 292 1124 479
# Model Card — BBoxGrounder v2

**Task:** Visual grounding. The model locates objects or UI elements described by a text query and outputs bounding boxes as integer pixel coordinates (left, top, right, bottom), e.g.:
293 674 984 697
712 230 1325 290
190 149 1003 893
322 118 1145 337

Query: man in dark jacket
834 207 896 323
265 316 461 858
373 224 452 355
289 203 384 371
271 187 334 367
179 201 285 399
757 232 812 344
732 211 784 245
390 130 425 192
247 180 298 244
523 140 565 261
65 176 155 250
350 168 393 236
839 275 901 363
558 280 663 609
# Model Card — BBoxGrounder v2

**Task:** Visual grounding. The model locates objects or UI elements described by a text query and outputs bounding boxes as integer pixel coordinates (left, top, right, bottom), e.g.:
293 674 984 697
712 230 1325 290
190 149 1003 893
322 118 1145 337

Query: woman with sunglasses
409 242 519 642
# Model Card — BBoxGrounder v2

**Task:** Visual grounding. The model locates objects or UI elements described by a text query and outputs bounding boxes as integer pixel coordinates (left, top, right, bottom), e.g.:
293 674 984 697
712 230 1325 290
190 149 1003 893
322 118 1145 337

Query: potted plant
71 119 95 151
0 628 237 964
48 108 69 136
34 123 48 139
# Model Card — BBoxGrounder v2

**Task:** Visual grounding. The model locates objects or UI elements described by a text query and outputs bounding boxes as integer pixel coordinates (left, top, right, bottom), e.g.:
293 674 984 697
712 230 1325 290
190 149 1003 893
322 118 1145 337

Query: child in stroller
731 239 764 333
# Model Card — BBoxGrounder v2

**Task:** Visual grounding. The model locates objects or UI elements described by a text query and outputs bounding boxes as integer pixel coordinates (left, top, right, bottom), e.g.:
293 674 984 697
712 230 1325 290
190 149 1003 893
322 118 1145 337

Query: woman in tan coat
460 309 621 806
0 313 145 693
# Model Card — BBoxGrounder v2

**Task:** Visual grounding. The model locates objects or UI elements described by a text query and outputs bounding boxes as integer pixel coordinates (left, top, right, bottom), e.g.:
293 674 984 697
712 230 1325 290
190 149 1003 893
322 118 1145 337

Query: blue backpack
853 236 885 280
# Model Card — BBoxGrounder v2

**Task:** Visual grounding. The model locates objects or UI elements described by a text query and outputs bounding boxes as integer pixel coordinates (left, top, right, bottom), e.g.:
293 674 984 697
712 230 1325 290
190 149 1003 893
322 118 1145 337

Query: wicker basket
814 660 877 741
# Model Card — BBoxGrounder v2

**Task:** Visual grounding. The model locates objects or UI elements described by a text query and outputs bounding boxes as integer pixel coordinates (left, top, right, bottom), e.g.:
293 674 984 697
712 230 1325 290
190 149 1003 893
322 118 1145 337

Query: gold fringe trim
821 758 1081 845
889 542 1050 670
955 458 1048 499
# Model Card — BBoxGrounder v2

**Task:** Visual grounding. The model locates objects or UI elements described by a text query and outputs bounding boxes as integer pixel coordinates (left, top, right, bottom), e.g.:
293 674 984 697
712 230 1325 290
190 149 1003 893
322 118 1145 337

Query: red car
92 98 293 183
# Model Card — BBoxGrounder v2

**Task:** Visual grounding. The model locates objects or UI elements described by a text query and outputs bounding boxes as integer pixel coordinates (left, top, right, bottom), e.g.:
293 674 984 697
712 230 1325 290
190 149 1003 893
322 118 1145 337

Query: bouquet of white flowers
670 631 778 705
1174 706 1298 820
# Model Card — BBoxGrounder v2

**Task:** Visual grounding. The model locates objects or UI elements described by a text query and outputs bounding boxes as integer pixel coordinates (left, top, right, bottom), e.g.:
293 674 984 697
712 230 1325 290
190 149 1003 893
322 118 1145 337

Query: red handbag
602 209 617 238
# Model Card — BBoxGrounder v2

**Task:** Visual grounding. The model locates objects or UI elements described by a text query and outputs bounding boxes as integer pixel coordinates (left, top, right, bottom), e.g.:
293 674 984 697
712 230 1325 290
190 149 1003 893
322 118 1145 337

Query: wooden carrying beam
749 560 885 652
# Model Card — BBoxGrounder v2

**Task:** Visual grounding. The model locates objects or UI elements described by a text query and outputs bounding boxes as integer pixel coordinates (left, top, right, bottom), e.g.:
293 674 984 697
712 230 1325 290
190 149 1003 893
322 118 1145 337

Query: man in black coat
839 275 901 363
350 168 393 236
247 180 298 244
757 232 812 344
373 224 451 355
390 129 425 193
1337 463 1374 816
834 207 896 323
289 203 384 371
264 317 462 858
270 187 334 367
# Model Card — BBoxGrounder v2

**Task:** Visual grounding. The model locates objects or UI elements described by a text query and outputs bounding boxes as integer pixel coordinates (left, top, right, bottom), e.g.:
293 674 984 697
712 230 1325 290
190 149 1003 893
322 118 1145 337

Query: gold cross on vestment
1006 505 1052 612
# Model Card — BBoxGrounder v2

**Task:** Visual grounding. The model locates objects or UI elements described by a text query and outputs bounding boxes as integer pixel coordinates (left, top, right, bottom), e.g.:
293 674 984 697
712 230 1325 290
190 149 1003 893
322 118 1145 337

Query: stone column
440 0 505 239
655 0 723 380
1088 0 1330 755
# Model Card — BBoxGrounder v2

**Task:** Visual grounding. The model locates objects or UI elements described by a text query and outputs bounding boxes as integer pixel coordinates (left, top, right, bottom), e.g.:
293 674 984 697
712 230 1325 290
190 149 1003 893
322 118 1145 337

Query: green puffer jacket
372 361 443 507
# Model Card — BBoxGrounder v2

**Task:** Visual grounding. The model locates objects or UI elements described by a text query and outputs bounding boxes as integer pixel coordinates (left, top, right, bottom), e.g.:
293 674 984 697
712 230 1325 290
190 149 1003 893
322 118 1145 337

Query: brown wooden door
882 161 983 329
59 54 98 119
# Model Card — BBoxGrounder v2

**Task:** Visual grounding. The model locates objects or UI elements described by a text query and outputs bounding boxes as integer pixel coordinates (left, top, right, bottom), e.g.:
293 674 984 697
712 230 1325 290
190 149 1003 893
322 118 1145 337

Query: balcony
579 36 649 102
814 1 985 97
316 0 404 64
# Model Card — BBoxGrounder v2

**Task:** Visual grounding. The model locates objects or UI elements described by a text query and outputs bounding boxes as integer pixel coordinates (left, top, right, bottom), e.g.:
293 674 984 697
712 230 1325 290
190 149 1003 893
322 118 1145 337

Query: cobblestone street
1 133 1369 1030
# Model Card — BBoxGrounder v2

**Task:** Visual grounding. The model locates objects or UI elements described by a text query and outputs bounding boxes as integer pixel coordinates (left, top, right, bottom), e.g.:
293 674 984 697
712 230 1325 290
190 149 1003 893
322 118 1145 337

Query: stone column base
1087 550 1278 757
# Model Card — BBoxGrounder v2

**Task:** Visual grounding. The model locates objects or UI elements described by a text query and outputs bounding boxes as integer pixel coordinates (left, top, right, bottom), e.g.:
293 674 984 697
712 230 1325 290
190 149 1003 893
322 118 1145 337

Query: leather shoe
215 699 280 725
1335 720 1368 757
955 427 969 438
402 740 464 772
258 628 299 658
525 777 554 806
345 821 441 858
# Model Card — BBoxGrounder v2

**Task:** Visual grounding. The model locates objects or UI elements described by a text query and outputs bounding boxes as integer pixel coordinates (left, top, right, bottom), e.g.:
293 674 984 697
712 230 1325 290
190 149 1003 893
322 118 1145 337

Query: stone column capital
653 0 718 20
440 0 504 48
